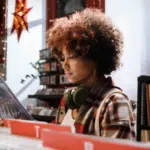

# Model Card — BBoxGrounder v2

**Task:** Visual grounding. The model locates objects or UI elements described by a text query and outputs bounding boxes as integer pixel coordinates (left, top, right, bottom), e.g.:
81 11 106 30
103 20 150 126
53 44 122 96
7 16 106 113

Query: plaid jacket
55 77 135 140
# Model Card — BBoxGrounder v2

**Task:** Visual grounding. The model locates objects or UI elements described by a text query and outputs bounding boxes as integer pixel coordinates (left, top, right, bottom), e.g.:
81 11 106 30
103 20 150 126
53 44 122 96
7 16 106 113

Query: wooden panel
42 129 149 150
46 0 56 31
86 0 105 12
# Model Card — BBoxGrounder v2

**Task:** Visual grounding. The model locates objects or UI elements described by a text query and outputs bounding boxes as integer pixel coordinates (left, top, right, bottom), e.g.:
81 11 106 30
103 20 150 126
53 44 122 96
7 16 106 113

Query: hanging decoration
11 0 32 41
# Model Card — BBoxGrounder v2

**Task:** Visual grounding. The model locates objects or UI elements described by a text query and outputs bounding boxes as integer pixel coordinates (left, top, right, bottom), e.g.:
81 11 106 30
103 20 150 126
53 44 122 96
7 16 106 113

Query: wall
106 0 147 100
144 0 150 75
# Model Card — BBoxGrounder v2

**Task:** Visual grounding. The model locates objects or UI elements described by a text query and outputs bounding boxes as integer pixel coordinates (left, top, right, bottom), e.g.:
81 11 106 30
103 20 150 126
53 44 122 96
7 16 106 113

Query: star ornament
11 0 32 41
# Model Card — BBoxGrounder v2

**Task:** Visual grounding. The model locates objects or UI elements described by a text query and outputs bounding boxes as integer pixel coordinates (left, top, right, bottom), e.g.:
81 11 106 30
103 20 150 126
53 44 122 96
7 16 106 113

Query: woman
47 8 135 140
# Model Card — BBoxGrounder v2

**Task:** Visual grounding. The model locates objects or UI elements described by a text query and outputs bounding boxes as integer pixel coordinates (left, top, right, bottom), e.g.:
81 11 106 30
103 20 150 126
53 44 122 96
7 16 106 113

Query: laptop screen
0 76 34 120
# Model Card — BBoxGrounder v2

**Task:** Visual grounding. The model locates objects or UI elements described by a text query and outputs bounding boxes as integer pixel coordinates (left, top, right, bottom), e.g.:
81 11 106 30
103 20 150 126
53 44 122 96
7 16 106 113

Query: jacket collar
84 76 121 105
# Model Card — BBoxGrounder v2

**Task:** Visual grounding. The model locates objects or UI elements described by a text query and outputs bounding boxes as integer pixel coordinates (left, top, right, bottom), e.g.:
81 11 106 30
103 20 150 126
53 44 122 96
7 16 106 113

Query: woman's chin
67 80 76 84
67 78 80 84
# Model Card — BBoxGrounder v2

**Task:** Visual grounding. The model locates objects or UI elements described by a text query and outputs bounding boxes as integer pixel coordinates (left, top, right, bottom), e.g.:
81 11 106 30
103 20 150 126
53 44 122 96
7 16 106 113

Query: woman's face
60 49 96 85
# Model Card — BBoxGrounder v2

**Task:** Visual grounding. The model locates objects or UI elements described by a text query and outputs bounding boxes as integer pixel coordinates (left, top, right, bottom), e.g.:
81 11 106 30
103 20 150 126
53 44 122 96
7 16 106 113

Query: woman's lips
65 72 73 77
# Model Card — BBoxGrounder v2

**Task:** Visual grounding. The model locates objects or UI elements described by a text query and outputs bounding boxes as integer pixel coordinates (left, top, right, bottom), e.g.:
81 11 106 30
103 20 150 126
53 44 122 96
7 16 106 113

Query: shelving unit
136 75 150 141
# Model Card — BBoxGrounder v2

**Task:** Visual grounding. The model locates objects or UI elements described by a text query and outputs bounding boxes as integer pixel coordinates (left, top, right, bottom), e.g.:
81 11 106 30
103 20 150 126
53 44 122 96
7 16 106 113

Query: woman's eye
60 58 64 62
68 55 77 59
59 55 77 62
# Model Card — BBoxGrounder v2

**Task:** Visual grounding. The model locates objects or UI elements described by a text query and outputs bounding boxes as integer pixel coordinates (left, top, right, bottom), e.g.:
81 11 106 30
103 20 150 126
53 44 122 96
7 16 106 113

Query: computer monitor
0 76 34 120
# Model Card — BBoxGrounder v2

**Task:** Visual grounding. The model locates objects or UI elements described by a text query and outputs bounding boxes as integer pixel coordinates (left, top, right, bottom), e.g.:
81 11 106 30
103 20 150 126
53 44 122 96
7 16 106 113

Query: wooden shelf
28 94 63 100
140 125 150 130
32 115 55 123
28 94 62 107
138 75 150 83
39 71 64 75
39 57 57 62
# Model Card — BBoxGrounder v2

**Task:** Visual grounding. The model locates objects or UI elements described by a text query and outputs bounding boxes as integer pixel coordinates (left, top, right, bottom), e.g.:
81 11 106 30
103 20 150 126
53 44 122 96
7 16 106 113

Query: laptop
0 76 34 120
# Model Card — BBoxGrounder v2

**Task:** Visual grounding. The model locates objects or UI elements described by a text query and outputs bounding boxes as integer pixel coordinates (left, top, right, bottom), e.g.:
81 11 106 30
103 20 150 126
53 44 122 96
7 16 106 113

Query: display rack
136 75 150 141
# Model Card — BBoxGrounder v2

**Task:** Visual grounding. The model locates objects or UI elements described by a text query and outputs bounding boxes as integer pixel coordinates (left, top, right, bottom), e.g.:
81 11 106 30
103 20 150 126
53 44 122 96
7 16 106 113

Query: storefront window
56 0 85 17
6 0 46 100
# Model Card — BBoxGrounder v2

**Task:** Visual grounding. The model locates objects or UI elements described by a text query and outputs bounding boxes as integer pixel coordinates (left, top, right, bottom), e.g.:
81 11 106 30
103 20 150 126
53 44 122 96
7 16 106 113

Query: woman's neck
80 74 106 90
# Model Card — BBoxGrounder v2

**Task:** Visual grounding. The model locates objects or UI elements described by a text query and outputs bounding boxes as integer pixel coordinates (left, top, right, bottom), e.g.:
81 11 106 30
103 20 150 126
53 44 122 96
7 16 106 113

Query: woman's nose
62 59 69 70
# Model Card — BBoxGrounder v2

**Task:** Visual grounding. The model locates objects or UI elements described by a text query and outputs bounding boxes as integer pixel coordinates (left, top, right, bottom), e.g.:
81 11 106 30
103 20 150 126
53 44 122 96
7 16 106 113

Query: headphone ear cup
64 90 78 109
72 87 89 107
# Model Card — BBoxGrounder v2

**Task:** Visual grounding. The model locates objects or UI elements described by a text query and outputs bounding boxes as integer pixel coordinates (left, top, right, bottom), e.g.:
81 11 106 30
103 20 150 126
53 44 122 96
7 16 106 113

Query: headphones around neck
63 78 110 110
64 86 89 110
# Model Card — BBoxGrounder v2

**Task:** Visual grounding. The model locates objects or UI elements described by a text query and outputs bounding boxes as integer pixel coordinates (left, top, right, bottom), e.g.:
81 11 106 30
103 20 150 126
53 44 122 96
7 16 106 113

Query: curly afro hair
46 8 123 75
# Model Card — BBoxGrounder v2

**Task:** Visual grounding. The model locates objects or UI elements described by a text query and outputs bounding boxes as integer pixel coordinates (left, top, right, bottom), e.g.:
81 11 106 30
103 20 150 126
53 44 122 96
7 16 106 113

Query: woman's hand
0 119 4 126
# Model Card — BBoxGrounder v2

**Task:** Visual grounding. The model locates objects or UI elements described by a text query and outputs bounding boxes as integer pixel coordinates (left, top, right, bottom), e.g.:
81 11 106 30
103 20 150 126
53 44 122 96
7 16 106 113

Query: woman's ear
94 69 97 76
92 62 97 76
